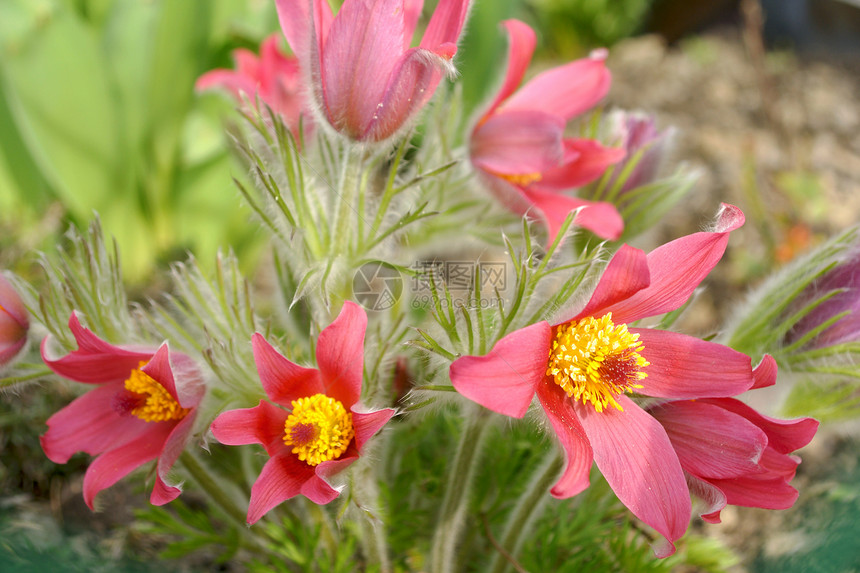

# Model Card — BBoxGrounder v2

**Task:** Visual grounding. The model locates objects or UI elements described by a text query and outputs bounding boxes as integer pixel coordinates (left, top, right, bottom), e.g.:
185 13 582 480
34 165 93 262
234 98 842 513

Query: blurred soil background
1 0 860 571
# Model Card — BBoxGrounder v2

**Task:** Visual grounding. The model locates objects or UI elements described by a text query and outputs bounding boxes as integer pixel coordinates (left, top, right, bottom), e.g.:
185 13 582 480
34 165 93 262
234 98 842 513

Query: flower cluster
5 0 833 569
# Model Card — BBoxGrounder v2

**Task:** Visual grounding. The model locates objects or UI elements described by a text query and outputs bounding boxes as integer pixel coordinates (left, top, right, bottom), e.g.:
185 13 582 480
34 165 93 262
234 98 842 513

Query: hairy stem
488 452 563 573
430 405 492 573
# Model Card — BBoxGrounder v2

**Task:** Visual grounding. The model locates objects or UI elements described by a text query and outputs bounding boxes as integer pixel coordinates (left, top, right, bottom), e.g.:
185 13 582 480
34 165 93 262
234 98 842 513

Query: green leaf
0 0 120 217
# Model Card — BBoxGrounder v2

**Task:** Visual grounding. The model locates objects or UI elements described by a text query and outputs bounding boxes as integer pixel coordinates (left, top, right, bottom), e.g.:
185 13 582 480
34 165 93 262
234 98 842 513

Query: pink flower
0 273 29 367
450 204 783 556
470 20 626 244
649 386 818 523
605 110 674 196
274 0 471 142
40 314 204 509
785 246 860 349
210 301 394 524
196 34 308 139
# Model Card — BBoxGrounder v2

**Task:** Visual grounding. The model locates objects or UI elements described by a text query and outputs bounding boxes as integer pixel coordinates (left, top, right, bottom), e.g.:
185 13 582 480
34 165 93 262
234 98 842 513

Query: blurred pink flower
785 247 860 349
275 0 470 142
450 205 775 556
649 384 818 523
0 273 28 367
210 301 394 524
196 34 308 139
470 19 625 244
605 110 674 195
41 314 204 509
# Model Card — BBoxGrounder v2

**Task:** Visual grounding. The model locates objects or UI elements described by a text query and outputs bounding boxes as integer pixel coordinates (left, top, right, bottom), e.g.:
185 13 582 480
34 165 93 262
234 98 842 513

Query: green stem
179 452 303 570
179 451 249 530
430 406 493 573
487 452 563 573
331 145 363 257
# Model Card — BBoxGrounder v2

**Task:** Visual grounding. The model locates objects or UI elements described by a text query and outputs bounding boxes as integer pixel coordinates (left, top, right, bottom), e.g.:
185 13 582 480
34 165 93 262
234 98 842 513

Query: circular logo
353 262 403 311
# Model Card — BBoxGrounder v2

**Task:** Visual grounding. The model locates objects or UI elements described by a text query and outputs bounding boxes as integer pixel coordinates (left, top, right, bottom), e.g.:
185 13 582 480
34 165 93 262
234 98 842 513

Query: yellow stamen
500 171 543 187
283 394 354 466
123 362 190 422
546 313 649 413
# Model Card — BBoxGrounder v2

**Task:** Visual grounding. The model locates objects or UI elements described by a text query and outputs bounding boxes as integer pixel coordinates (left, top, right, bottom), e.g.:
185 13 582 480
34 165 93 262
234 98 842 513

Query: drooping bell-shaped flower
210 301 394 523
274 0 471 143
450 205 813 556
469 19 625 244
40 313 204 508
0 273 29 368
196 33 308 140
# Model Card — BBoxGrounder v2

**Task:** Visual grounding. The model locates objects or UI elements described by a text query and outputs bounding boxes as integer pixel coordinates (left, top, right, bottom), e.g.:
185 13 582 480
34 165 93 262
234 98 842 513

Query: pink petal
536 382 593 498
210 400 289 457
141 343 180 403
0 274 28 329
686 473 727 524
82 422 174 510
41 314 154 384
758 447 800 479
305 455 357 503
360 46 451 141
633 329 756 398
471 110 565 175
564 244 650 324
320 0 406 139
475 171 533 217
482 19 536 116
598 204 745 322
419 0 470 51
700 398 818 454
523 188 623 244
195 69 257 99
276 0 313 63
403 0 425 47
316 301 366 408
40 381 150 463
0 337 26 365
252 333 323 407
352 407 395 452
234 47 261 78
151 411 198 506
576 395 691 555
502 50 610 120
450 322 552 418
751 354 778 389
532 139 626 191
248 450 317 524
651 401 767 479
705 474 799 511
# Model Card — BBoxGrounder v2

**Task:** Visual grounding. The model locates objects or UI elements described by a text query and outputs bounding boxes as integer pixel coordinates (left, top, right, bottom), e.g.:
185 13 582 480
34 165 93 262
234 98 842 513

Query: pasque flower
649 383 818 523
274 0 470 142
784 246 860 350
41 313 204 508
605 110 674 196
470 19 625 244
196 34 307 139
0 273 29 367
210 301 394 524
449 204 804 556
